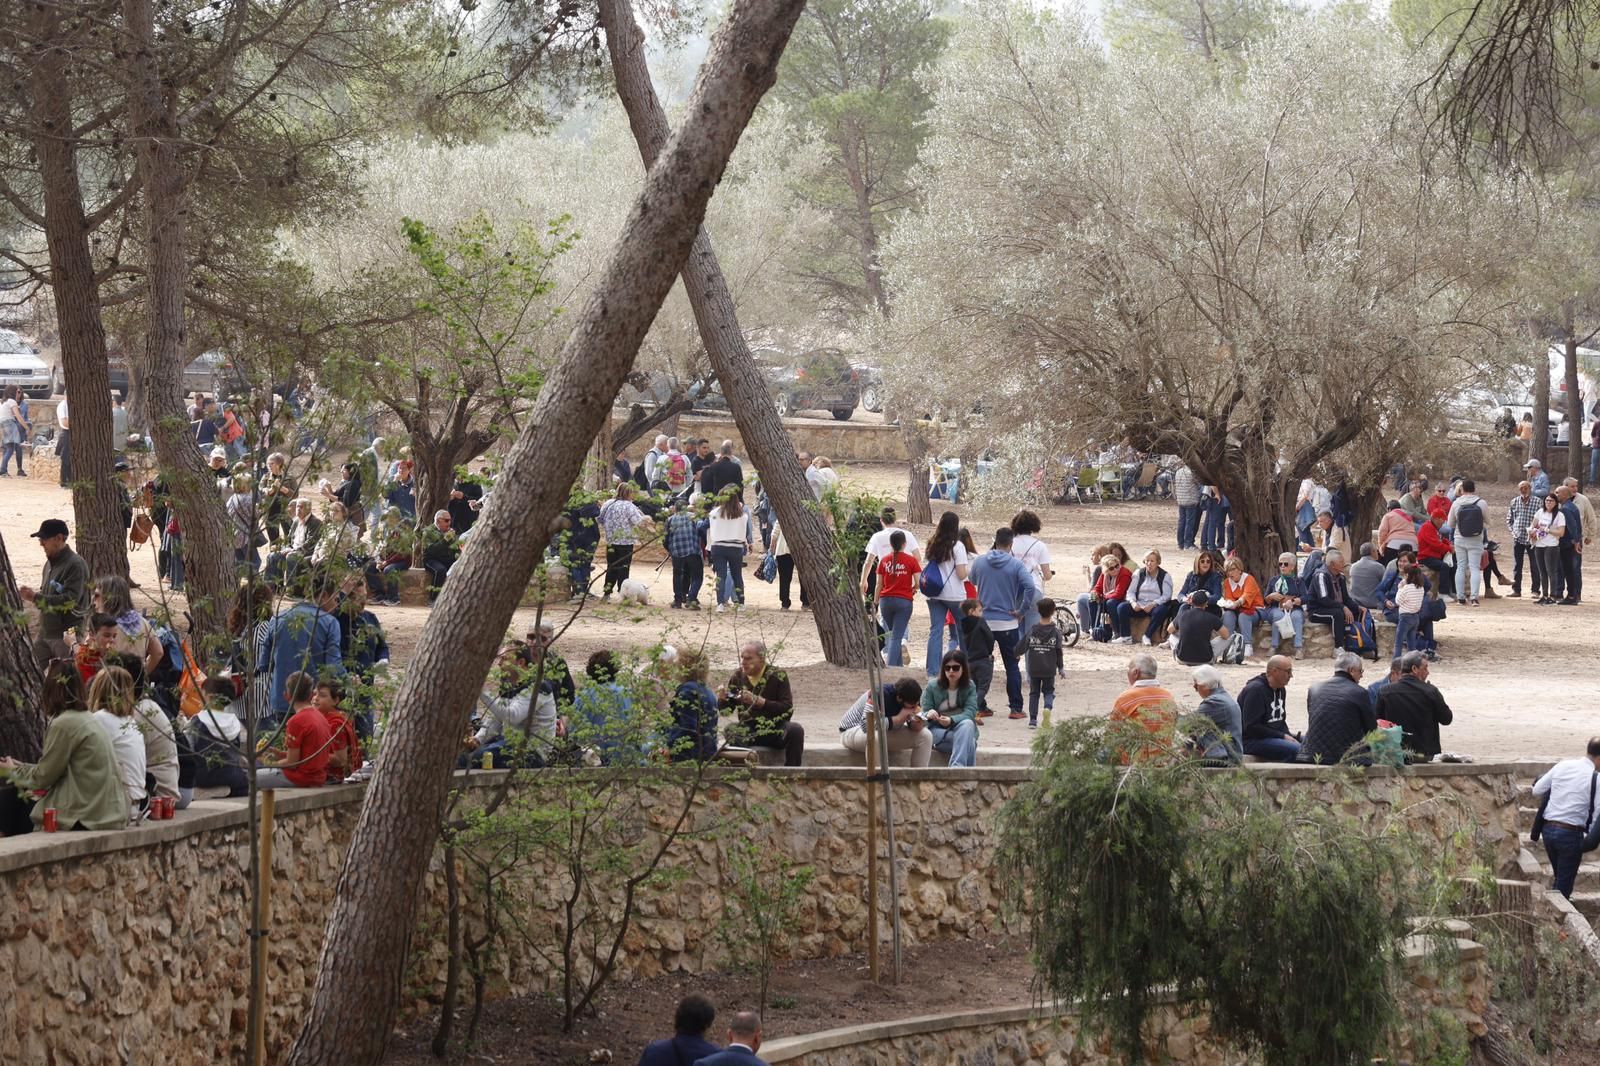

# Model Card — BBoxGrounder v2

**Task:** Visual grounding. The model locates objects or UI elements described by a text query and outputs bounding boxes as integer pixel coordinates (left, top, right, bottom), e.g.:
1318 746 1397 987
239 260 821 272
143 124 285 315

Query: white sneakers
1112 636 1133 644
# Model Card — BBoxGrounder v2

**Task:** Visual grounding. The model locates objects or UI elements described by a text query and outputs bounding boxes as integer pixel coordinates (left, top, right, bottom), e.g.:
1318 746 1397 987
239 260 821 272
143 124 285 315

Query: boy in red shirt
74 613 120 684
256 672 332 789
315 680 362 783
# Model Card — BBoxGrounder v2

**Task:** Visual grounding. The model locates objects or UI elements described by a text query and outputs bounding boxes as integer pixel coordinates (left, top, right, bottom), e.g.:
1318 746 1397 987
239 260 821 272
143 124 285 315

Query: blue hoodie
970 548 1036 631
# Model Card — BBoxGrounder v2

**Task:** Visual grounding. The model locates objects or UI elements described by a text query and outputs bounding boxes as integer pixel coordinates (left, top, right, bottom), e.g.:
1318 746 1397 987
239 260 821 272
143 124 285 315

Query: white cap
209 446 228 460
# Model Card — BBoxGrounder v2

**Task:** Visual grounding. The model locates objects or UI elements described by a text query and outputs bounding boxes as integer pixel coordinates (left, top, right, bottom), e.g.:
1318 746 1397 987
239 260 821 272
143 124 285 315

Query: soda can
165 796 177 819
42 809 58 832
155 797 171 820
481 752 493 771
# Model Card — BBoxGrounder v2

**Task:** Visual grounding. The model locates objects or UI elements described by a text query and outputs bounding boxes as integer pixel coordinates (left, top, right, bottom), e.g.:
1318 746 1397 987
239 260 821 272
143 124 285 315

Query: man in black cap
18 519 90 642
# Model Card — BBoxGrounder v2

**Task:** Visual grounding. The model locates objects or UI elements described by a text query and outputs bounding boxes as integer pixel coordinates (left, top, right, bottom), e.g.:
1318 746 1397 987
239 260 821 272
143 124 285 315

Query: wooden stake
252 789 276 1064
865 706 879 982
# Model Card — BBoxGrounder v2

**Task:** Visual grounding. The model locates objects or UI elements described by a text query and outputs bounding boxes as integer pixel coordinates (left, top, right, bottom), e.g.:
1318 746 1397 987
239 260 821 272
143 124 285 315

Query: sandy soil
3 462 1594 761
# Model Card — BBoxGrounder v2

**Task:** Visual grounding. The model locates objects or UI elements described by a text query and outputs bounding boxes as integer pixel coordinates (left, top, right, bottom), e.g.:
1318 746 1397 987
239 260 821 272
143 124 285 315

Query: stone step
1522 858 1600 893
1567 892 1600 920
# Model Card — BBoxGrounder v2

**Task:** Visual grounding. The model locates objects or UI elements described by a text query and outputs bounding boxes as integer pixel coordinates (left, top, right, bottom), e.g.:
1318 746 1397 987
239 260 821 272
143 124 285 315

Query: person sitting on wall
839 677 932 767
1374 651 1455 764
920 651 980 768
1236 655 1301 762
0 660 127 833
1297 652 1375 765
1109 653 1180 762
719 641 804 766
1187 665 1243 765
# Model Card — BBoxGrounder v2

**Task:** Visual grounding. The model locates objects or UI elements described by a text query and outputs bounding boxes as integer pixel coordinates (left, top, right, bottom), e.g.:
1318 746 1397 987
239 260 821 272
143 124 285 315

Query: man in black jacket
701 440 745 500
1374 651 1454 762
1299 651 1375 764
1237 655 1301 761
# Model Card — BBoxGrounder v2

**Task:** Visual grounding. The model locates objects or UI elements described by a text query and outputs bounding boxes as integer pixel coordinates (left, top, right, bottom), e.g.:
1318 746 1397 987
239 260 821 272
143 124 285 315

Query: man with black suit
637 995 720 1066
693 1011 767 1065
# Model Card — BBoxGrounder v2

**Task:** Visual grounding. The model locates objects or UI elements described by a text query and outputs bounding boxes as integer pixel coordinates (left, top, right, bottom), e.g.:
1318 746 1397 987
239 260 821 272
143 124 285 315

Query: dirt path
3 464 1594 760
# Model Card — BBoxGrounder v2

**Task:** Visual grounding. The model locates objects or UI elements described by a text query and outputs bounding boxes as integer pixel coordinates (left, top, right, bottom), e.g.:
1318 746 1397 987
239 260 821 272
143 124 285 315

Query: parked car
856 365 884 413
692 348 862 421
184 350 250 400
106 348 130 399
0 330 57 399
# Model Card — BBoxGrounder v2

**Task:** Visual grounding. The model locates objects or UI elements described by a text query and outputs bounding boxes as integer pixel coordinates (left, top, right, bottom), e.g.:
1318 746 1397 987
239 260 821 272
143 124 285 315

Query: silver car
0 330 57 399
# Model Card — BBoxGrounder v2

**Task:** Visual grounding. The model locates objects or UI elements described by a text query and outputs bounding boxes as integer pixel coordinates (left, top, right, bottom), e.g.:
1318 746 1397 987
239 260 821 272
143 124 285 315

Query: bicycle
1056 610 1081 648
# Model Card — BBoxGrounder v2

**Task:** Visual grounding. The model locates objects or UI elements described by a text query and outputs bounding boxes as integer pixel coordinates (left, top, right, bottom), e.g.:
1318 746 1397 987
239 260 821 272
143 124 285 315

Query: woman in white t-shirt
1531 493 1566 605
0 385 30 477
87 666 147 821
1010 510 1054 631
922 512 970 677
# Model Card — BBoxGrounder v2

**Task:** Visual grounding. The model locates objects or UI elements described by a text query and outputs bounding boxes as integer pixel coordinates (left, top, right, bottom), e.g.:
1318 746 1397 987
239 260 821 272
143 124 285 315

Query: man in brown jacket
718 640 804 766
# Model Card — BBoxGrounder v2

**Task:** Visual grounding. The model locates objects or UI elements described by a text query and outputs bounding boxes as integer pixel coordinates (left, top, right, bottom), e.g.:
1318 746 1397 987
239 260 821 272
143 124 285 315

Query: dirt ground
381 938 1035 1065
3 461 1595 760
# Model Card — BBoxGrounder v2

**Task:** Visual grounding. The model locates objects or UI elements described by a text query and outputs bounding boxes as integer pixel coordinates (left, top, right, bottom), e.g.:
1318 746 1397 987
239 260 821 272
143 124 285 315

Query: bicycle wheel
1057 613 1081 648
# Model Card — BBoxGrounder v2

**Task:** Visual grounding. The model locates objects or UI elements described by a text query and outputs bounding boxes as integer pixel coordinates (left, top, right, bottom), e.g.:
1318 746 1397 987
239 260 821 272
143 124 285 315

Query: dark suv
694 347 861 421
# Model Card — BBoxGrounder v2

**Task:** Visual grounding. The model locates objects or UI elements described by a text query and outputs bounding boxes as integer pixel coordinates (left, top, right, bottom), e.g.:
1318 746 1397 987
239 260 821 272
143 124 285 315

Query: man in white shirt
1531 738 1600 898
643 434 667 487
55 394 71 487
858 507 921 593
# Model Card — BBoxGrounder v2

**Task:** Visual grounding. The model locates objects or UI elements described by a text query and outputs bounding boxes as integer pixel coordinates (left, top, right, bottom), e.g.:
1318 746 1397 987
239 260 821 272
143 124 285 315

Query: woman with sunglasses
919 650 980 767
1261 551 1308 659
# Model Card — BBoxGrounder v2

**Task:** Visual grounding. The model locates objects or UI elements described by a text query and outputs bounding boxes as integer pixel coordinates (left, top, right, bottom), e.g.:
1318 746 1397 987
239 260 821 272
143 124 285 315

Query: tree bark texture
902 421 932 524
601 0 873 669
284 1 807 1059
0 532 47 762
1563 334 1582 485
842 131 890 317
1532 338 1550 469
26 7 128 583
122 0 236 650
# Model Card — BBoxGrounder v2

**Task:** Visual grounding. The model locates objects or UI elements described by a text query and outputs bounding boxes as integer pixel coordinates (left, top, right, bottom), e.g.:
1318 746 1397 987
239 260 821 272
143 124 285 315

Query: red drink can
163 796 176 819
42 809 58 832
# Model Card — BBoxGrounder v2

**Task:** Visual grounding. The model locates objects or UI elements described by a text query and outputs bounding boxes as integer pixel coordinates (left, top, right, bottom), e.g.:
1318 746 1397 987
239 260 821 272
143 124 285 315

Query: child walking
1393 568 1426 658
958 599 996 716
1022 598 1065 727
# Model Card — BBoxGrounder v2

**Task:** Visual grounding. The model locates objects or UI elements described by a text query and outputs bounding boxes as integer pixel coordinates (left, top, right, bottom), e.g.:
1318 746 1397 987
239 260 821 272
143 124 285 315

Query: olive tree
880 7 1540 575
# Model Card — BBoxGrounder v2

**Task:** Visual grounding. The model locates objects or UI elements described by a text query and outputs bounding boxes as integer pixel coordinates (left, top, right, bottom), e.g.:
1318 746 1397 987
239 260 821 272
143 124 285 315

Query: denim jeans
1453 544 1484 599
1591 446 1599 486
1243 736 1301 762
1201 506 1229 552
1537 545 1563 599
1027 674 1055 722
929 719 978 768
879 596 914 667
164 531 185 591
1221 609 1259 649
992 628 1024 713
1176 504 1199 549
0 439 21 474
1512 540 1531 593
1075 593 1100 632
1109 599 1133 639
1543 824 1585 898
1394 612 1420 658
1263 606 1304 650
926 598 962 677
671 554 703 605
710 544 744 605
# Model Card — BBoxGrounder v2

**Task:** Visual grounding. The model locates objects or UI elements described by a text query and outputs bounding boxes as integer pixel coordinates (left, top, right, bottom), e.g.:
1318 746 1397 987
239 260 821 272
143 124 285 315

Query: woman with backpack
922 512 970 677
875 530 922 667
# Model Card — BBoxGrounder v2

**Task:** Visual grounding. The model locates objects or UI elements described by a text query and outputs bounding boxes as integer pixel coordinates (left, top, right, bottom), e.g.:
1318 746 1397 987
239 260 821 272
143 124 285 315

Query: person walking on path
0 385 30 476
1530 738 1600 899
970 527 1037 719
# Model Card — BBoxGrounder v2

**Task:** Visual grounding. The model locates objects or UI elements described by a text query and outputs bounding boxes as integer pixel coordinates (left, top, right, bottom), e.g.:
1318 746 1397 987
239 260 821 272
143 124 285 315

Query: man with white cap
1524 458 1551 499
207 445 233 494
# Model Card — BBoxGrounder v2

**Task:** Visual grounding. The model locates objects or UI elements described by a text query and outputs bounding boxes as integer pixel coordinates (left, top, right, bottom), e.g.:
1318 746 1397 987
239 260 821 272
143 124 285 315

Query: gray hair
740 640 768 659
654 434 668 447
721 439 735 455
667 436 679 449
1190 665 1224 693
1333 650 1363 674
1324 550 1344 567
1564 476 1580 488
1399 650 1427 674
1129 653 1159 680
434 509 451 521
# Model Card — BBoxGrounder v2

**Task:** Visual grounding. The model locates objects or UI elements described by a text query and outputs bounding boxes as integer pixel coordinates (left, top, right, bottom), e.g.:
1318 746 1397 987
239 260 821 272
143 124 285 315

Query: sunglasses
943 664 963 672
1279 562 1294 567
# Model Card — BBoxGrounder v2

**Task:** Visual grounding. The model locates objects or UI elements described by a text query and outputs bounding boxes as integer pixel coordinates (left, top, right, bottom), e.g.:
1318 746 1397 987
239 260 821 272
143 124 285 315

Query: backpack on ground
1222 631 1246 665
1091 623 1112 643
1344 609 1379 660
1455 499 1484 538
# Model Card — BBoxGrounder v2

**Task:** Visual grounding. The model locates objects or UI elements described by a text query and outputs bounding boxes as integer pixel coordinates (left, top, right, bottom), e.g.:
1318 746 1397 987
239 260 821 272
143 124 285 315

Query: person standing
1505 480 1540 597
0 385 30 476
1530 739 1600 899
665 500 705 610
701 440 744 499
19 519 90 643
970 527 1037 719
1531 493 1566 605
1172 465 1200 550
641 434 669 490
598 483 653 600
447 474 484 535
636 994 721 1066
922 512 970 675
256 574 346 726
54 392 71 486
1023 599 1065 726
1445 478 1488 605
1009 509 1053 633
707 492 752 612
110 393 129 446
693 1011 768 1066
1525 458 1551 499
1557 482 1586 605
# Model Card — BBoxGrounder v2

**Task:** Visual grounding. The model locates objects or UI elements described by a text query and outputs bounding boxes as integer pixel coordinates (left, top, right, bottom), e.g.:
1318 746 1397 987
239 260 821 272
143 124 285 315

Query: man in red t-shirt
315 680 362 784
256 672 332 789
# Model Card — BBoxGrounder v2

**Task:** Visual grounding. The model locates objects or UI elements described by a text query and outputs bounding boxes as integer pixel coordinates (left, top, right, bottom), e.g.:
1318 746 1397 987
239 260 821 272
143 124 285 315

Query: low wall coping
0 761 1521 875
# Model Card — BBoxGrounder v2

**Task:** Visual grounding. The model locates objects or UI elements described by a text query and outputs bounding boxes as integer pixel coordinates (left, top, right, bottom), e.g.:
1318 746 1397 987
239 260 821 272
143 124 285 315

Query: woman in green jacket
920 650 981 767
0 661 128 831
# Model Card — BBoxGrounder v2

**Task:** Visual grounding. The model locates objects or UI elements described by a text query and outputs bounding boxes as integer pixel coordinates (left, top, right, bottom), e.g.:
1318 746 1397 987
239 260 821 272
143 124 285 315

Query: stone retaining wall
762 937 1490 1065
625 414 911 464
0 764 1520 1063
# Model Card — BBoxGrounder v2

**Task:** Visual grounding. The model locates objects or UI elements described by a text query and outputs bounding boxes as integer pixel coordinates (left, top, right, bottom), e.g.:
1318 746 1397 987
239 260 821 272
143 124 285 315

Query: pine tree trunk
601 0 873 668
283 4 807 1059
902 421 931 524
27 9 128 583
122 0 234 653
0 533 47 762
1563 335 1582 484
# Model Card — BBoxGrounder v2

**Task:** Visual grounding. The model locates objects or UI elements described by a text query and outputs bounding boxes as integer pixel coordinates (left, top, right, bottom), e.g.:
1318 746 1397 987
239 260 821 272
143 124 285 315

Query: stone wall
761 937 1491 1065
0 764 1520 1063
625 414 911 464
